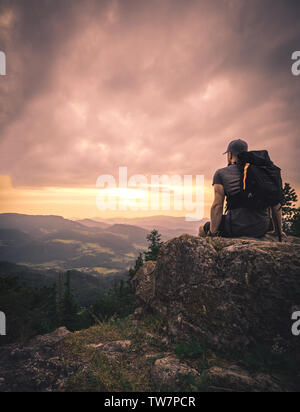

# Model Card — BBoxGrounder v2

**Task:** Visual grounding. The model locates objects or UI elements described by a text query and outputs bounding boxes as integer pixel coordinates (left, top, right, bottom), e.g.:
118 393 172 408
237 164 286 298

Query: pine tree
282 183 299 236
282 183 298 222
288 208 300 237
128 252 144 280
61 271 79 330
144 229 163 261
56 272 64 324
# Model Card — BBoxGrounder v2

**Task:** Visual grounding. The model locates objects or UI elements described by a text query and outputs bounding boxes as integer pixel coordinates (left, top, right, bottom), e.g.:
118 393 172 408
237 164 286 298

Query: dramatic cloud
0 0 299 216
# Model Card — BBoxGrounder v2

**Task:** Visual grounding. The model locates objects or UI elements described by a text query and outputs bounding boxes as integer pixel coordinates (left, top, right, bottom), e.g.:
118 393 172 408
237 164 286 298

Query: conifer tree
61 271 79 330
144 229 164 261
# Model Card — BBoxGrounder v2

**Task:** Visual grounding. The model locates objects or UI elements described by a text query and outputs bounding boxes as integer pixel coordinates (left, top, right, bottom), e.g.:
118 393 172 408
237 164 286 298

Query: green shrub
175 339 208 369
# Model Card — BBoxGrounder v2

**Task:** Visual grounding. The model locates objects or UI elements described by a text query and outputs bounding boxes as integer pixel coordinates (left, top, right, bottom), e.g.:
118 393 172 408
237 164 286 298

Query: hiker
199 139 286 241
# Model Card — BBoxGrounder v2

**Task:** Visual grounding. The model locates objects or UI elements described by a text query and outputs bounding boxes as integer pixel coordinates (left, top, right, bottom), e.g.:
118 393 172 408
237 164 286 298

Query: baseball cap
223 139 248 155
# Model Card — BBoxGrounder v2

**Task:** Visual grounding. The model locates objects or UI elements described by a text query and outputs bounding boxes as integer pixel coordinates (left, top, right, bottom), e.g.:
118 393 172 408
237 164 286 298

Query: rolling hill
0 213 206 303
0 261 124 305
0 213 149 272
87 215 208 240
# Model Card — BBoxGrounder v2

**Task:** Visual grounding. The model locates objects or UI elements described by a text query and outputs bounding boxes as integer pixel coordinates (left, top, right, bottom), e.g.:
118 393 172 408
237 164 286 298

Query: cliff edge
0 235 299 392
132 235 300 354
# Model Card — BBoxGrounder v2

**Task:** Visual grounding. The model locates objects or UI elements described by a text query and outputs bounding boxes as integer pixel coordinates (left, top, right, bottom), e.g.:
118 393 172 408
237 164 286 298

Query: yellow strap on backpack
243 163 250 190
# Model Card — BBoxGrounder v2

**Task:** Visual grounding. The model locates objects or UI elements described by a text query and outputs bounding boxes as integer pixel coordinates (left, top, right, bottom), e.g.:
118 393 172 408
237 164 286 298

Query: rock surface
132 235 300 353
151 356 200 390
132 261 156 304
205 365 283 392
88 340 132 358
0 327 79 392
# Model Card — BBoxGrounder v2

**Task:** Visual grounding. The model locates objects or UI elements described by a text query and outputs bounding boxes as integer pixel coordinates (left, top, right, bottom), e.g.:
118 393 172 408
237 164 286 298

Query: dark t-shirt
213 164 270 237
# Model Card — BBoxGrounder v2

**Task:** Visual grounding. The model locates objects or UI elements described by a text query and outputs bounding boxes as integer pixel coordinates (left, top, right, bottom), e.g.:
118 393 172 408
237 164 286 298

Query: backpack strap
243 163 250 190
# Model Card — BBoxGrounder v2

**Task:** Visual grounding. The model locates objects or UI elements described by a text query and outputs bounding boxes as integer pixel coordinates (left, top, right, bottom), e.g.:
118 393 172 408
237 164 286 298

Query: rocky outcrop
0 327 79 392
132 235 300 354
132 261 156 304
1 235 299 393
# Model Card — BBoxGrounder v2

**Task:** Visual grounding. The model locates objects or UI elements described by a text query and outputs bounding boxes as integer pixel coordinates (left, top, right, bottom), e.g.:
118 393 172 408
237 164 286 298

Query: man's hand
198 225 206 237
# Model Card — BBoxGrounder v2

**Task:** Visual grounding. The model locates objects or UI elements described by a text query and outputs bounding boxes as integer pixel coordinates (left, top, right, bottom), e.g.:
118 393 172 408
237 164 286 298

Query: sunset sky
0 0 299 219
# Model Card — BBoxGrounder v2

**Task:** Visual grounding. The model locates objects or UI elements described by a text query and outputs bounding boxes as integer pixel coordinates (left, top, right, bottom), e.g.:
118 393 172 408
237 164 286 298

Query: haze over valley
0 213 206 304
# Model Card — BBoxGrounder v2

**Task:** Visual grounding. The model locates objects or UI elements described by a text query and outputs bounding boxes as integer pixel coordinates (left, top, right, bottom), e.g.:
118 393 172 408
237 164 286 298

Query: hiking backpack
227 150 284 211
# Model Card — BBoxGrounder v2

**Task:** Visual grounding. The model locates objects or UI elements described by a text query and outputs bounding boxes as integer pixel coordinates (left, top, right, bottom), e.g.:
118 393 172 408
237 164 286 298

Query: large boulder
132 235 300 353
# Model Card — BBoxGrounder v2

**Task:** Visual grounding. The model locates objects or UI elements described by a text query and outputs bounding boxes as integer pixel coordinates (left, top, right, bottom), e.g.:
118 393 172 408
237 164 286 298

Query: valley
0 213 206 304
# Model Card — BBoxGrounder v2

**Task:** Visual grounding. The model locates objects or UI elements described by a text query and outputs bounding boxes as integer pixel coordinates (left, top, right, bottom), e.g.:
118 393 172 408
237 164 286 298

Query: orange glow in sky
0 1 299 219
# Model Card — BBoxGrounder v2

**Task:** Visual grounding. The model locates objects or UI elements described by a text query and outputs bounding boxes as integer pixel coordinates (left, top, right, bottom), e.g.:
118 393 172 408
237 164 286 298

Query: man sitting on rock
198 139 285 239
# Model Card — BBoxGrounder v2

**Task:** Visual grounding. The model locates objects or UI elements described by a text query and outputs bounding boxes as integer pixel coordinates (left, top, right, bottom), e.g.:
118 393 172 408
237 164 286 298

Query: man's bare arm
210 184 225 233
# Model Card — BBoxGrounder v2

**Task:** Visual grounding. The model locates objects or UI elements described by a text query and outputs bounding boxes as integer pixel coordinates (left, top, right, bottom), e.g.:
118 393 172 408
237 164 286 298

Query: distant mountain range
0 213 150 271
0 213 207 303
0 214 207 268
78 215 207 240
